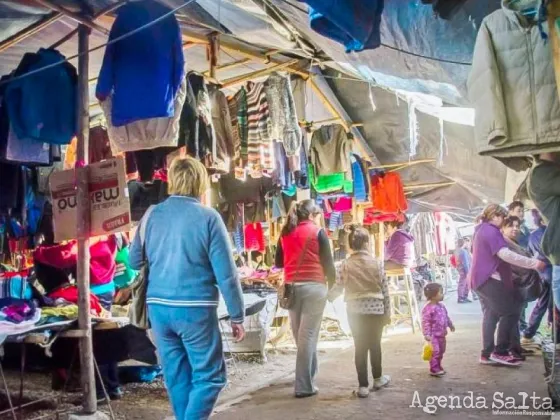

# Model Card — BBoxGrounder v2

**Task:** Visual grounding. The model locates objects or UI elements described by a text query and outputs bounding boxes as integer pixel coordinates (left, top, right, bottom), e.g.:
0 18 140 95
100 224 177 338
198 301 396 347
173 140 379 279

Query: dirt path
212 299 552 420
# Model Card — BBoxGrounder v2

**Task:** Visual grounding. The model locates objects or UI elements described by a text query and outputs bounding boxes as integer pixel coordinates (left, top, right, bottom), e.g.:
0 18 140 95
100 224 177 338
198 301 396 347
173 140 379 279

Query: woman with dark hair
330 225 391 398
384 220 415 270
470 205 544 367
275 199 336 398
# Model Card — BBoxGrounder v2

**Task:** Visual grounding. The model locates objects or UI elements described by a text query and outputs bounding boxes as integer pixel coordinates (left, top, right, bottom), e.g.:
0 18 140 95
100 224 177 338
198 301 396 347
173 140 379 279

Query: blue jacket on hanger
96 0 185 127
298 0 384 52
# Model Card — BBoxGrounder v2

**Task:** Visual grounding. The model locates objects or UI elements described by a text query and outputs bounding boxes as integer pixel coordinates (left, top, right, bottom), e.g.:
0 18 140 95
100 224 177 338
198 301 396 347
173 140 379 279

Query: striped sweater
246 82 273 172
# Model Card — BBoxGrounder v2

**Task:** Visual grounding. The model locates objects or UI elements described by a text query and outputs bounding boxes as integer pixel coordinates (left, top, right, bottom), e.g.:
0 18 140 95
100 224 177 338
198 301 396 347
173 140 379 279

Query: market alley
212 298 550 420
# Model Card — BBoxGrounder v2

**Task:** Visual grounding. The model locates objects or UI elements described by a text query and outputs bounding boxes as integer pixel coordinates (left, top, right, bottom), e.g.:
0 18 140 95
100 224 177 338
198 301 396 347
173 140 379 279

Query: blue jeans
148 305 226 420
553 266 560 312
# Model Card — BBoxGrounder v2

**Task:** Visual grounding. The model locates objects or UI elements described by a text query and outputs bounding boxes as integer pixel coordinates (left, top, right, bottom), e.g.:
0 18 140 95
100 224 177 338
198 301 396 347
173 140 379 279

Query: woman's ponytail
281 199 321 236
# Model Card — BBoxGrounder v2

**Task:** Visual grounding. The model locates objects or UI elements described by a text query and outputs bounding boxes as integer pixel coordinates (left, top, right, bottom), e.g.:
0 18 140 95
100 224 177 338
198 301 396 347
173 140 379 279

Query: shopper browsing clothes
508 201 530 249
329 225 391 398
275 200 336 398
528 153 560 313
422 283 454 377
384 220 415 270
130 157 245 420
468 205 545 367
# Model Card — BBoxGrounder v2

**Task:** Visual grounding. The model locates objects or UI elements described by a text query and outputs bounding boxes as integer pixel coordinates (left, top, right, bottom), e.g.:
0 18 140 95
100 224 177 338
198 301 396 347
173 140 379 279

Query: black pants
477 279 523 357
524 280 555 339
347 311 384 388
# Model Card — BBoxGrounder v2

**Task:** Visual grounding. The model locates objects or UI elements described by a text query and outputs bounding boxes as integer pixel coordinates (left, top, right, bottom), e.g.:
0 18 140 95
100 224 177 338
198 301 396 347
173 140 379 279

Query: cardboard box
50 157 131 242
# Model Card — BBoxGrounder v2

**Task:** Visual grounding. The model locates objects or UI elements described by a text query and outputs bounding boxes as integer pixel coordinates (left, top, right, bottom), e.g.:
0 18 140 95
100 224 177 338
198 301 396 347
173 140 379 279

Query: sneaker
472 294 479 301
430 370 445 377
357 387 370 398
509 352 525 362
489 352 522 367
295 391 318 399
372 375 391 390
479 355 497 365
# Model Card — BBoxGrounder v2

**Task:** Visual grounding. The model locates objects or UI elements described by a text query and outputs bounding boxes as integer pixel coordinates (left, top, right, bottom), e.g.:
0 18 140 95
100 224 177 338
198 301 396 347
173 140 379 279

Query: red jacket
370 172 408 214
281 221 325 283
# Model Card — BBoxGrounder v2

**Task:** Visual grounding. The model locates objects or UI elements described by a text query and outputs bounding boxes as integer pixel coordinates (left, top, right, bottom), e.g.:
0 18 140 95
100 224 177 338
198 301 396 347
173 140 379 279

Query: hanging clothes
96 0 185 127
246 82 273 173
264 72 302 156
296 0 384 52
273 141 293 190
228 87 248 168
309 163 353 194
309 124 352 176
209 85 235 173
370 172 408 214
244 223 265 252
434 212 455 256
4 49 77 145
467 2 560 170
351 154 368 202
181 72 215 167
410 213 437 262
64 126 113 169
101 78 187 154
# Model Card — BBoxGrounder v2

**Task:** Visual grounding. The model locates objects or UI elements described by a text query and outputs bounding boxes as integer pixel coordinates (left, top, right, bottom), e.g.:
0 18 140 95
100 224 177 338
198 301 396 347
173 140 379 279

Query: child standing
422 283 455 377
329 225 391 398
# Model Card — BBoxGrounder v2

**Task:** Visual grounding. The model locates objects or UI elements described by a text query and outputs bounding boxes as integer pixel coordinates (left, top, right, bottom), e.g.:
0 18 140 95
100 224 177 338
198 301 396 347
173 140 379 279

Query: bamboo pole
49 0 128 49
370 158 436 170
403 181 456 190
0 12 62 53
32 0 110 35
203 58 251 76
221 59 301 88
208 33 219 79
549 0 560 100
76 24 96 414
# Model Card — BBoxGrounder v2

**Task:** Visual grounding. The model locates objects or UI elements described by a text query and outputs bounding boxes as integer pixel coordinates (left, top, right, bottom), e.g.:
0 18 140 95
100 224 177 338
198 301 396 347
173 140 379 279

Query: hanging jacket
297 0 384 52
467 1 560 170
101 77 187 154
370 172 407 214
181 72 215 166
351 154 367 202
246 82 273 172
96 0 185 127
309 124 352 176
265 73 302 156
228 87 248 167
209 85 235 173
5 49 77 145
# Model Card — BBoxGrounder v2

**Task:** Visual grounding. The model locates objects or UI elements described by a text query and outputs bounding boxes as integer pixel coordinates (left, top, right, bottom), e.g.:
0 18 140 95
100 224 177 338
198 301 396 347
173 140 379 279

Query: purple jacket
422 302 453 338
385 230 415 267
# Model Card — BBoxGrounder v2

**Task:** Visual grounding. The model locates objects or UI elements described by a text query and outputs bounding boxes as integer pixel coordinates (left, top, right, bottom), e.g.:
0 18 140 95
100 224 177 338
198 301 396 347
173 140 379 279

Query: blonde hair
479 204 507 223
168 157 208 197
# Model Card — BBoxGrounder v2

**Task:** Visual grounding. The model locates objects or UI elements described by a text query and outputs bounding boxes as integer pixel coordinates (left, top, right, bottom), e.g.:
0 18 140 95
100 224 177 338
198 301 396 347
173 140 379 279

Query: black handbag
279 235 313 310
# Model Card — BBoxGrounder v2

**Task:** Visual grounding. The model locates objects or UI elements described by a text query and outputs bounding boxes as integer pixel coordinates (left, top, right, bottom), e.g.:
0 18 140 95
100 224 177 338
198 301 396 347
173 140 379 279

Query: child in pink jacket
422 283 455 376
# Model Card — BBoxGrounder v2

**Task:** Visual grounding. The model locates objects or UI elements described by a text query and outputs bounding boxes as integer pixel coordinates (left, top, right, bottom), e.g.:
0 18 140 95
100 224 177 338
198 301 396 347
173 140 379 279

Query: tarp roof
0 0 508 217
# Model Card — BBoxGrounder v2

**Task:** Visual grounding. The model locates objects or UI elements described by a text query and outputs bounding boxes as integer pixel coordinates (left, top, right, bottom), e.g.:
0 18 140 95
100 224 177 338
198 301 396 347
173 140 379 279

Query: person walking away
422 283 454 377
384 220 415 270
275 200 335 398
527 153 560 313
469 205 545 367
329 225 391 398
455 238 472 303
464 237 479 301
129 157 245 420
523 210 557 346
501 216 540 360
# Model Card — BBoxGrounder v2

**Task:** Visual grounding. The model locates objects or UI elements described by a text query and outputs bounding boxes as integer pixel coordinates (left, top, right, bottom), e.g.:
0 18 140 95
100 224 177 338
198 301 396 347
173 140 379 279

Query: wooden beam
75 24 97 415
32 0 110 35
221 59 301 88
0 12 62 53
403 181 456 190
208 33 219 79
49 0 127 49
203 58 251 76
370 158 436 171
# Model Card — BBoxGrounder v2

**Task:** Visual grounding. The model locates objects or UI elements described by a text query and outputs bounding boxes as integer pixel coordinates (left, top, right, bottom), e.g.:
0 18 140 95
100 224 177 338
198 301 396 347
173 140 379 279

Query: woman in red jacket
275 200 336 398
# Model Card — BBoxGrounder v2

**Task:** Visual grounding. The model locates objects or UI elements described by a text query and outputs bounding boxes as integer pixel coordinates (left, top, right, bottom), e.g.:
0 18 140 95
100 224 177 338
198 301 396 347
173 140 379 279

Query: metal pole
76 24 96 414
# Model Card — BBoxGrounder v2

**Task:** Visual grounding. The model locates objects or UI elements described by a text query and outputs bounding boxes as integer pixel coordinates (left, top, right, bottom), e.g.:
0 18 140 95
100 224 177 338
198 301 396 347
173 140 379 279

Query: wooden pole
549 0 560 100
403 180 456 190
0 12 62 53
208 33 219 80
370 158 436 171
203 58 251 76
221 59 301 88
76 24 96 414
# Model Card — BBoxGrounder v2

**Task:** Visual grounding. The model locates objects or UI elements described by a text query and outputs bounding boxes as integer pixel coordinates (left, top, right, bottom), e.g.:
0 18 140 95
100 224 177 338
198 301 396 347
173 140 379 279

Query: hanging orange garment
370 172 407 214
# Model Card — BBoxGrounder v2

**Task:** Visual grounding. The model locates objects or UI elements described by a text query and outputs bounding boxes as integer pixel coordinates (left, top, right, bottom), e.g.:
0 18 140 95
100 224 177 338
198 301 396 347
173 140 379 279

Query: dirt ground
1 297 554 419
